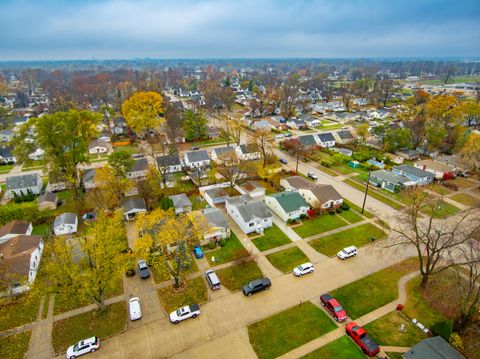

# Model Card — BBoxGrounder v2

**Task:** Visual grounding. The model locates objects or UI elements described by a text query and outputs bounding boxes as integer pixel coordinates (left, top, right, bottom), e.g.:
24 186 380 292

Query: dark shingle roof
130 159 149 172
317 132 335 142
227 195 272 222
6 174 41 191
404 336 465 359
0 147 14 158
123 198 147 213
298 135 317 147
393 165 433 179
336 130 354 140
54 213 77 227
156 153 181 167
185 150 209 163
0 221 31 239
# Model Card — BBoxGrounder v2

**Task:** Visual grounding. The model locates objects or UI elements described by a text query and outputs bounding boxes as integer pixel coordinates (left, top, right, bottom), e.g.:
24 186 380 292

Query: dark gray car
137 260 150 279
242 278 271 296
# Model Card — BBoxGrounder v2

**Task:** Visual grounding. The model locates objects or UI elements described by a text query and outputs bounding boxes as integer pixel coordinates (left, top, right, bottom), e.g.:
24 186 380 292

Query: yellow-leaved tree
121 91 164 134
460 132 480 177
87 166 134 210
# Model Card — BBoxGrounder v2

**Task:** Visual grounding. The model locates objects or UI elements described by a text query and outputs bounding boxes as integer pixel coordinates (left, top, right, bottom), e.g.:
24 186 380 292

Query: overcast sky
0 0 479 60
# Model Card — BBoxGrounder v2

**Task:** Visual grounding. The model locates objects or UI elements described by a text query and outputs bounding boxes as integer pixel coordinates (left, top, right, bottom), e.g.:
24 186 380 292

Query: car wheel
192 314 198 318
345 330 350 336
248 292 252 296
361 348 367 354
90 349 96 353
174 320 179 324
334 315 338 321
321 302 325 307
70 356 76 359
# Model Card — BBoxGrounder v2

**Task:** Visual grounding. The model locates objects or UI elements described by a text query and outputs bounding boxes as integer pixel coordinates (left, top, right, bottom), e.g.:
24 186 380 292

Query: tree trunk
420 273 429 288
93 294 107 312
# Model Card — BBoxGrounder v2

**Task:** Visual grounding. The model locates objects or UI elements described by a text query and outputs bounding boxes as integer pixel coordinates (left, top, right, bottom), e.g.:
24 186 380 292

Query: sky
0 0 479 60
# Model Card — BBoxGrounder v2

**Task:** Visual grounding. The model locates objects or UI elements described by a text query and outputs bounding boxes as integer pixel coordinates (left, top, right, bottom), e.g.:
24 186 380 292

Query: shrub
340 203 350 210
328 209 335 215
125 268 135 277
449 332 464 352
432 320 453 341
0 202 42 226
287 218 293 224
335 207 343 213
207 241 216 250
218 239 226 247
299 213 307 219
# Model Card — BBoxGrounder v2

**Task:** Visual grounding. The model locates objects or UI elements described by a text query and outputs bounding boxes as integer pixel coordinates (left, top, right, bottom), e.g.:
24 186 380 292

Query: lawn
344 179 404 210
151 262 171 283
216 260 263 292
51 301 126 354
300 336 366 359
32 223 52 236
205 233 248 266
331 258 418 319
0 331 32 359
337 209 363 223
293 213 348 238
251 224 292 251
343 199 373 219
430 183 453 196
266 247 310 274
386 353 405 359
450 193 480 208
113 144 139 153
0 164 15 173
157 276 208 313
0 294 41 331
248 302 337 359
421 200 461 219
308 223 387 257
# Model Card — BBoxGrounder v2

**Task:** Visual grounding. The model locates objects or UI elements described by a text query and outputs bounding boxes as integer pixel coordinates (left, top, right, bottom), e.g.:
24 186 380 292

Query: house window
249 222 254 227
263 219 268 222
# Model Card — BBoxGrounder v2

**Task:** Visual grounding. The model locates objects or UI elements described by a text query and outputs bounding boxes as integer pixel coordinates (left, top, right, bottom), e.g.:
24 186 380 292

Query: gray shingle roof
203 207 229 230
298 135 317 147
130 159 149 172
404 336 465 359
185 150 209 163
6 174 41 191
336 130 354 140
317 132 335 142
238 144 258 154
38 192 57 203
83 168 97 183
169 193 192 208
393 165 433 179
213 146 234 156
123 198 147 213
156 153 181 167
0 147 14 158
54 212 77 227
371 170 409 184
227 195 272 222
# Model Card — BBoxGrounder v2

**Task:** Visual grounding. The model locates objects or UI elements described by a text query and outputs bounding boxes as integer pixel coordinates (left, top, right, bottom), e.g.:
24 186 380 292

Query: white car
293 262 315 276
169 304 200 324
275 134 285 139
66 337 99 359
337 246 358 260
307 172 318 180
129 297 142 321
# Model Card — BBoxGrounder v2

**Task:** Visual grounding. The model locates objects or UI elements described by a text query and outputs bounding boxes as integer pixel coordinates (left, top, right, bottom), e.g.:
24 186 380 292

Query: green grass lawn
385 353 404 359
266 247 310 274
251 224 292 251
450 193 480 208
430 183 453 196
205 233 248 266
300 336 366 359
344 179 404 210
331 258 418 319
248 302 338 359
421 200 461 218
216 260 263 292
319 166 341 177
308 223 387 257
113 144 139 153
0 294 41 331
0 164 15 173
157 276 208 313
32 223 52 236
151 262 171 283
337 209 363 223
293 214 348 238
51 301 126 354
0 331 32 359
343 199 374 219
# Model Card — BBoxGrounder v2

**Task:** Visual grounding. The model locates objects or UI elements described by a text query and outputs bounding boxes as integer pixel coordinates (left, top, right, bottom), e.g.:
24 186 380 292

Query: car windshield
342 249 349 254
334 305 343 312
73 344 79 351
297 265 304 270
176 309 182 315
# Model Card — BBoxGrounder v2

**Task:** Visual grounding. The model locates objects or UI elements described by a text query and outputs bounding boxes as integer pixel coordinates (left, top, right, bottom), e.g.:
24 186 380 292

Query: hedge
0 202 45 226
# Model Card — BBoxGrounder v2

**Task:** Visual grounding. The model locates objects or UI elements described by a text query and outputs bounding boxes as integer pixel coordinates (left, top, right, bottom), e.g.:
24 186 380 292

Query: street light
361 170 371 214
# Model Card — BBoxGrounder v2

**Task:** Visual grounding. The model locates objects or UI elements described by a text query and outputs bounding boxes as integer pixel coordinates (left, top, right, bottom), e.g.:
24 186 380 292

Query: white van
129 297 142 321
205 269 221 290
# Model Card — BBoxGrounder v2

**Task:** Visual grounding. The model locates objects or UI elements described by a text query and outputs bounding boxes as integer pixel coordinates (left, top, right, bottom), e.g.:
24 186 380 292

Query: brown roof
283 176 342 203
0 235 43 279
0 221 31 239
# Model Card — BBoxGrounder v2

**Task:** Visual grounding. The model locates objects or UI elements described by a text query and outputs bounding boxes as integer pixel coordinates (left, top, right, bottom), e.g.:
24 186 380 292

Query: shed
348 160 360 168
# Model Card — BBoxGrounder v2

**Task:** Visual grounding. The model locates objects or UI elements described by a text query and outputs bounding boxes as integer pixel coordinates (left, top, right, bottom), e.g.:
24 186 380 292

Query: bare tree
250 128 274 170
279 75 301 120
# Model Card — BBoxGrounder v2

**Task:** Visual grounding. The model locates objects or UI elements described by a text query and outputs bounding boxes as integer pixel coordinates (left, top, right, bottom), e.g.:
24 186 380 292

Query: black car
243 278 271 296
279 158 288 164
137 260 150 279
191 146 200 150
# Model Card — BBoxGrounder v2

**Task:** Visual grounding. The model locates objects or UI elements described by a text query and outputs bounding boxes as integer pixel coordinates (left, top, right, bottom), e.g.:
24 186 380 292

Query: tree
183 109 207 141
121 91 164 134
108 151 134 178
355 124 370 143
459 132 480 177
134 209 205 288
0 106 13 130
257 161 281 183
43 211 129 312
374 78 400 107
250 128 274 171
340 83 353 111
386 187 480 288
443 65 456 84
383 128 412 152
89 166 133 209
282 138 306 173
214 152 246 188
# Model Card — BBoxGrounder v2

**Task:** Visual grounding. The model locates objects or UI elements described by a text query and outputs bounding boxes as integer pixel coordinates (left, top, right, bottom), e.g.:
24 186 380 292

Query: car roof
344 246 357 251
129 297 140 303
81 337 97 345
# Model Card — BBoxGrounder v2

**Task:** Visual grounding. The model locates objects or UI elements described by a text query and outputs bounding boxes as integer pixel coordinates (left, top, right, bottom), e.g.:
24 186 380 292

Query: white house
315 132 336 148
0 130 14 142
88 140 109 155
265 191 310 222
53 213 78 236
123 198 147 220
211 146 236 164
239 181 266 198
126 159 149 179
0 147 16 163
28 148 44 161
203 187 230 207
0 220 33 244
225 195 273 234
286 118 307 130
5 173 43 198
184 150 210 169
156 153 182 173
235 144 260 161
414 160 456 180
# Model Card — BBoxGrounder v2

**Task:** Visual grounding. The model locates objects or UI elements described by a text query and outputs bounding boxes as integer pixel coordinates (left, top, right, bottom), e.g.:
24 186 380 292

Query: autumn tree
214 151 249 188
183 109 207 141
107 150 135 178
383 127 412 152
250 128 275 171
121 91 164 134
0 106 13 130
459 132 480 177
279 74 301 119
89 166 133 209
355 123 370 144
373 78 400 107
282 138 306 173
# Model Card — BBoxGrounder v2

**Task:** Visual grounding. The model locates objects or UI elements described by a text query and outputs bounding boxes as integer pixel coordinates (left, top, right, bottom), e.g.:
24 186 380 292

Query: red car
345 322 380 356
320 293 348 322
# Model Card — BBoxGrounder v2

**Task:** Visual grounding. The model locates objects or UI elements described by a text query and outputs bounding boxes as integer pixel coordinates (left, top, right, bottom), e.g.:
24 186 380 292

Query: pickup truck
320 293 348 322
242 278 271 296
345 322 380 356
169 304 200 324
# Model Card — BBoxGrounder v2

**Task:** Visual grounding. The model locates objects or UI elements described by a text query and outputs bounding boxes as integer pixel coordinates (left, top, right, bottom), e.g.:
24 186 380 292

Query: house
395 149 420 161
156 153 182 173
184 150 210 169
369 169 409 193
280 176 343 210
367 158 385 169
414 159 456 180
239 181 266 198
82 168 97 189
211 146 236 164
298 135 318 148
189 208 231 244
28 148 44 161
332 147 353 157
300 115 321 128
0 147 16 163
0 235 44 295
13 116 28 129
316 132 336 148
169 193 192 215
235 144 260 161
334 130 355 144
435 154 467 173
53 213 78 236
0 129 14 142
88 140 109 155
385 153 404 164
123 198 147 220
126 159 149 179
112 117 127 134
203 187 230 207
265 191 309 222
286 118 307 130
348 160 361 168
253 120 271 130
392 165 434 186
38 192 58 211
46 172 70 192
5 173 43 198
404 336 465 359
0 221 33 244
330 112 358 123
225 195 273 234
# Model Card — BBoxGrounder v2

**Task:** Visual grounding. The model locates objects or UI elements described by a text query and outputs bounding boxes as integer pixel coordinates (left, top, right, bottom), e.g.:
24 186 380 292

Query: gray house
369 169 409 193
169 193 192 215
404 336 465 359
5 174 43 199
184 150 210 169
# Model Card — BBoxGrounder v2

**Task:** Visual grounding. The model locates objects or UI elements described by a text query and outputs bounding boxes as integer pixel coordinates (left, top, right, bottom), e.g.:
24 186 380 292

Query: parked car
169 304 200 324
193 245 204 258
137 260 150 279
242 277 271 296
128 297 142 321
337 246 358 260
132 153 144 159
275 134 285 139
190 146 200 150
293 262 315 276
307 172 318 180
279 158 288 164
320 293 348 321
205 269 221 290
345 322 380 356
66 337 99 359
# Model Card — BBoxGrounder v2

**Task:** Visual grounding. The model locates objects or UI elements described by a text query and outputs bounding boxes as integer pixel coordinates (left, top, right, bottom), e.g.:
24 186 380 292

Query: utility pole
361 171 371 214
